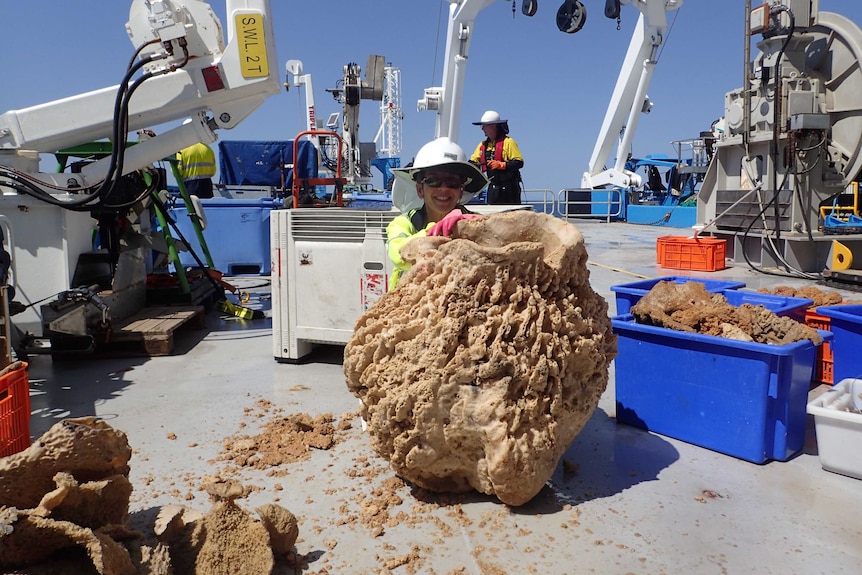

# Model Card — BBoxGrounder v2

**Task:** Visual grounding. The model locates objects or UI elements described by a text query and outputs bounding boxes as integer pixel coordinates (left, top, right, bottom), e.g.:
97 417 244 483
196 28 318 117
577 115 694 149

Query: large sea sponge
343 211 617 506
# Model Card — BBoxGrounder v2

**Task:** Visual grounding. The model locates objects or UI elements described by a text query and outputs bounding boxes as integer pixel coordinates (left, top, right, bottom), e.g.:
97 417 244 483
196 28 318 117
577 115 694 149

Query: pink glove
428 211 482 237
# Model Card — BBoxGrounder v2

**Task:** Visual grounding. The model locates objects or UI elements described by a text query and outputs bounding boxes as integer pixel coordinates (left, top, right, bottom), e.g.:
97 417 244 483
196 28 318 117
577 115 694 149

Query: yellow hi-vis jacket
386 207 433 290
177 143 216 182
385 205 474 290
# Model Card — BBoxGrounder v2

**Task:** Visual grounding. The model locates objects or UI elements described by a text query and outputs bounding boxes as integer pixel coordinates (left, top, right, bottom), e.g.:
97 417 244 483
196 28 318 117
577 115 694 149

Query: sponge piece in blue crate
629 280 821 345
610 276 745 315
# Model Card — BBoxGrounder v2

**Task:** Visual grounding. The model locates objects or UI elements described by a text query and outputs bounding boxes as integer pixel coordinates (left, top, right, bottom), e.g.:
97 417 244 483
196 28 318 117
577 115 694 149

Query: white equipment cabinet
0 194 95 335
271 208 396 362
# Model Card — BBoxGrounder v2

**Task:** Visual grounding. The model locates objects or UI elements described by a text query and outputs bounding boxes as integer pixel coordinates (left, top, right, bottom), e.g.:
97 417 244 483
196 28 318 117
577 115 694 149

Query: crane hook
522 0 538 17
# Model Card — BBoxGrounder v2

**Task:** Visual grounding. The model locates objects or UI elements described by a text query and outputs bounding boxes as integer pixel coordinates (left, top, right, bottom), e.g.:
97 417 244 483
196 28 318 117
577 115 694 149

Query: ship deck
23 219 862 574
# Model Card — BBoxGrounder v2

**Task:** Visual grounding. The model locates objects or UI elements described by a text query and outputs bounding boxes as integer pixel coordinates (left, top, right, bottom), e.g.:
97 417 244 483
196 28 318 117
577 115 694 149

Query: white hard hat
390 137 489 213
392 137 488 194
472 110 508 125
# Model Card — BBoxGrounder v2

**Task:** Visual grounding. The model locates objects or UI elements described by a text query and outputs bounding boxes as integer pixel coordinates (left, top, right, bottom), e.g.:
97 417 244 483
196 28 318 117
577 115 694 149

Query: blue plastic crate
612 314 827 463
611 276 746 315
815 304 862 383
168 197 280 275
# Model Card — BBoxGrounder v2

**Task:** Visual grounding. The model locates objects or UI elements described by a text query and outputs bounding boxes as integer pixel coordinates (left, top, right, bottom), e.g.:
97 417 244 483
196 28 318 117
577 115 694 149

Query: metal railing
556 188 624 223
328 185 627 224
521 189 556 215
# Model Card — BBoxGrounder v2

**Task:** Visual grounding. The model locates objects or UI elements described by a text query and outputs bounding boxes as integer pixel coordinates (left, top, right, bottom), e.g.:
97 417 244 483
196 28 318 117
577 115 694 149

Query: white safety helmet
472 110 508 125
391 137 489 213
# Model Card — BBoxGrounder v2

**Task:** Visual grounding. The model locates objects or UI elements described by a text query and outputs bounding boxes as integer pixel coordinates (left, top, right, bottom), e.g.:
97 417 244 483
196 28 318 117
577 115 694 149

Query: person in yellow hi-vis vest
386 137 489 290
470 110 524 205
177 142 216 198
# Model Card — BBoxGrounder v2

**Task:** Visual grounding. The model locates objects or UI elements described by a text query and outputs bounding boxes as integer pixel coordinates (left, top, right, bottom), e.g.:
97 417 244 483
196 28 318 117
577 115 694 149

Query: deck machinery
696 0 862 277
0 0 282 352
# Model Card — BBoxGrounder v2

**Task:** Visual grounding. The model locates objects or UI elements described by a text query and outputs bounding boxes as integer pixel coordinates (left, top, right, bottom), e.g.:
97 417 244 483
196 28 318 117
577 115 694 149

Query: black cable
768 6 796 243
100 46 186 204
741 169 818 279
81 42 166 205
89 41 186 209
0 40 168 210
101 72 155 203
99 168 162 211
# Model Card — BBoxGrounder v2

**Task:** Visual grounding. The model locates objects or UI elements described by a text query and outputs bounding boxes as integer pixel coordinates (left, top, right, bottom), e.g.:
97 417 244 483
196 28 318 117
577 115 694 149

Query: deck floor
24 220 862 574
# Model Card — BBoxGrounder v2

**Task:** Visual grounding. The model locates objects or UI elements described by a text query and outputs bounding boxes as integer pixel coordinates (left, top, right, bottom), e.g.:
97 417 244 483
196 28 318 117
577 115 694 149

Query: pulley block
557 0 587 34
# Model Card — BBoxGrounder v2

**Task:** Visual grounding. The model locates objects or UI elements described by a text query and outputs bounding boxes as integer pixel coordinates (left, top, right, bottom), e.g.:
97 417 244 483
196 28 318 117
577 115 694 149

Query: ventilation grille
287 209 397 241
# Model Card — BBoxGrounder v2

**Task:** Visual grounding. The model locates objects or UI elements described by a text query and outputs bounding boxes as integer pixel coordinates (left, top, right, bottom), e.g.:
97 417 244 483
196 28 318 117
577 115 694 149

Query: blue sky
2 1 862 194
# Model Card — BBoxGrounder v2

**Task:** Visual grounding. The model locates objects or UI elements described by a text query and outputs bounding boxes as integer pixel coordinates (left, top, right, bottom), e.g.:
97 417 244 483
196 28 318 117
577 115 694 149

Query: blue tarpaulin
370 157 400 191
217 140 318 187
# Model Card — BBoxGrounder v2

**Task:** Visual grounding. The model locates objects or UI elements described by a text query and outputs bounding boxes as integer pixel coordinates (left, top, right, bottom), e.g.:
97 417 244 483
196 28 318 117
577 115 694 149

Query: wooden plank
98 306 206 356
47 305 207 359
112 306 204 342
141 335 172 356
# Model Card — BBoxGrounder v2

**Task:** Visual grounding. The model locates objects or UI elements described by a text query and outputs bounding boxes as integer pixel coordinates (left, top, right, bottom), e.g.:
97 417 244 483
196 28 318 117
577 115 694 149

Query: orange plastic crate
0 363 30 457
805 309 834 385
656 235 727 272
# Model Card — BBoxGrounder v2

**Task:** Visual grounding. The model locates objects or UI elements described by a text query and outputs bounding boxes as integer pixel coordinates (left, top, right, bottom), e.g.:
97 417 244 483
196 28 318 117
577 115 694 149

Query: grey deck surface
25 220 862 574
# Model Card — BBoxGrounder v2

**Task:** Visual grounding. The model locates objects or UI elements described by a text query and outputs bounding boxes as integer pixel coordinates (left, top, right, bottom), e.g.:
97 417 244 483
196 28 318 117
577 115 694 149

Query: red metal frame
292 130 347 208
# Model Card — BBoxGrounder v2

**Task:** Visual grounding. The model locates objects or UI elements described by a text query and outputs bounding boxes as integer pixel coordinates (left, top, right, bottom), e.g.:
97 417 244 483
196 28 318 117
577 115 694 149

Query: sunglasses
421 176 465 189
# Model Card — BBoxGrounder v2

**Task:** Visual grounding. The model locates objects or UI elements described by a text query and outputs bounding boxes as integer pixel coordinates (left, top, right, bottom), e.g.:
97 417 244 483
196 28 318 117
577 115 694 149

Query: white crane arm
285 59 322 153
582 0 682 189
417 0 497 143
0 0 281 188
286 59 317 134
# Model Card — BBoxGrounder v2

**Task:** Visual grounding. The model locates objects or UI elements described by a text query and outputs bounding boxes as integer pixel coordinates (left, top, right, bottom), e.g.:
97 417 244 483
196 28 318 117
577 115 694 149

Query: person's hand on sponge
428 211 483 237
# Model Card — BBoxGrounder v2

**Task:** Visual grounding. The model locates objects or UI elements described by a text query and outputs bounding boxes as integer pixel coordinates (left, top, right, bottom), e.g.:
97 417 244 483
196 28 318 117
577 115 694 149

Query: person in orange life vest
470 110 524 205
176 142 216 199
386 137 489 289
